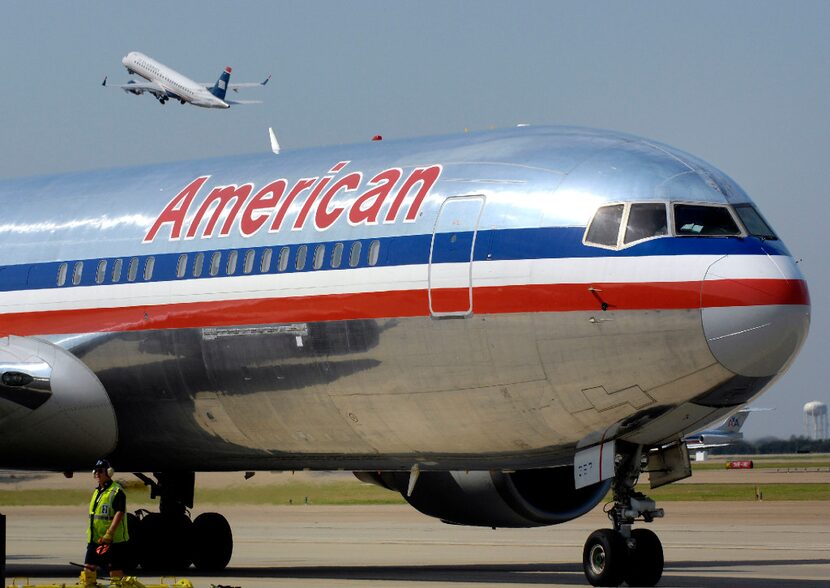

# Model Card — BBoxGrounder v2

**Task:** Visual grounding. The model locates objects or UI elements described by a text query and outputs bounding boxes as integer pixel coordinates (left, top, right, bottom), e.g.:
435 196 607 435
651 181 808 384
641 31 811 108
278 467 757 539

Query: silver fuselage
0 126 810 472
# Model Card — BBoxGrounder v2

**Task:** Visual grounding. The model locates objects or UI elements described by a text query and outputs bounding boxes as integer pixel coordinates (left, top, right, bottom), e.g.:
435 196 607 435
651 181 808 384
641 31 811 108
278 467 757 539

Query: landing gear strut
582 444 665 587
129 472 233 572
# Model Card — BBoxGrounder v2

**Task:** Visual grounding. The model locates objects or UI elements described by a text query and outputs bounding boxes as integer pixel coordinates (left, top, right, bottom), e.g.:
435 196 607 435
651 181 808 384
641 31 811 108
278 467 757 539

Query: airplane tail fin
210 66 232 100
715 407 773 434
716 409 751 434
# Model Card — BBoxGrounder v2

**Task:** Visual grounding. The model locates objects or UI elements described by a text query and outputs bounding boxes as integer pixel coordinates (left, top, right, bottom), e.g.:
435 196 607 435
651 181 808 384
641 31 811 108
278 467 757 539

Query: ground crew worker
82 458 129 585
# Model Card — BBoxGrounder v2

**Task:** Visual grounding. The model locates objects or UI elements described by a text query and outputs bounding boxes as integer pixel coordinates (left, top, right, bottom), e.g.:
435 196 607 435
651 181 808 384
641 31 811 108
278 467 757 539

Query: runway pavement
4 502 829 587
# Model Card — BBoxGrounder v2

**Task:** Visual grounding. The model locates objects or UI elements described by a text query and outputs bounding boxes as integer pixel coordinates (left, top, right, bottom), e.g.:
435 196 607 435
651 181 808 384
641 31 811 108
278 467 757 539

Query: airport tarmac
4 502 829 587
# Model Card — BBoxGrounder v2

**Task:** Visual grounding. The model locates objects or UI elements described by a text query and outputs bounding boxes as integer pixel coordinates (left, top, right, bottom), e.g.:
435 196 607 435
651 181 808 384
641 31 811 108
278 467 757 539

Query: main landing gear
582 445 665 587
127 472 233 572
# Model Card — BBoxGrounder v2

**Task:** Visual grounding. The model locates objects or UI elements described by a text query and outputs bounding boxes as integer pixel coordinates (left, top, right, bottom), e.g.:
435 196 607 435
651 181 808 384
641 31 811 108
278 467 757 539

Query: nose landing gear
582 445 667 587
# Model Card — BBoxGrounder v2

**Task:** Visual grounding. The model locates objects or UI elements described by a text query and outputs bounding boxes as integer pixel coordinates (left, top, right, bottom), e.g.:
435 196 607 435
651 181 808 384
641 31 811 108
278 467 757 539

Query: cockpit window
585 204 624 247
733 203 777 240
624 203 668 244
674 204 741 236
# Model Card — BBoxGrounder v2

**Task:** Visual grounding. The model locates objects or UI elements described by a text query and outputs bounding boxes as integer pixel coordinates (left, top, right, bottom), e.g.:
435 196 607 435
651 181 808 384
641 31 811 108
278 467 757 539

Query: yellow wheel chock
6 576 195 588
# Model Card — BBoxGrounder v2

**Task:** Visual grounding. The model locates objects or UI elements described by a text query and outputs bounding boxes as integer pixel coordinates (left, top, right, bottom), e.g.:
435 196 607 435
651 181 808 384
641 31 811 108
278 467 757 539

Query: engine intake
360 467 610 528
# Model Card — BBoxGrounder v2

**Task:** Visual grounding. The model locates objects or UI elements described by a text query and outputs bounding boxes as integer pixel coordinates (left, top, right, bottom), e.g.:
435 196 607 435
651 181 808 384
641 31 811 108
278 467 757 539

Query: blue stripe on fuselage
1 227 788 293
481 227 789 262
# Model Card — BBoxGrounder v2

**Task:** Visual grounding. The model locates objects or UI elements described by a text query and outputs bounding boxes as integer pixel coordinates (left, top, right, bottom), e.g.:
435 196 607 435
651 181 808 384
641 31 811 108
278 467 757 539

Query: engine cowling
358 467 610 528
0 335 117 469
125 80 143 95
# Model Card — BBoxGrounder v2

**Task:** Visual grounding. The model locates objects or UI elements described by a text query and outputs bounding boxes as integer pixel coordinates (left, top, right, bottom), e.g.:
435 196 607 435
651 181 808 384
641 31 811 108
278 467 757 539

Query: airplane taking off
0 126 810 586
103 51 269 108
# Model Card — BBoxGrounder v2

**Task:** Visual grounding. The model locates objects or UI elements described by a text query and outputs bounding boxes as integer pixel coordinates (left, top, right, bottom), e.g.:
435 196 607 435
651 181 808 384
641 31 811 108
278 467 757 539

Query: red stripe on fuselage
0 279 809 337
701 277 810 307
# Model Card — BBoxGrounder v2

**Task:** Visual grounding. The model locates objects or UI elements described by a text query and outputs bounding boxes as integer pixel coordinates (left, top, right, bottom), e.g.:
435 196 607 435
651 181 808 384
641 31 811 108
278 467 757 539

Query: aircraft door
428 196 485 317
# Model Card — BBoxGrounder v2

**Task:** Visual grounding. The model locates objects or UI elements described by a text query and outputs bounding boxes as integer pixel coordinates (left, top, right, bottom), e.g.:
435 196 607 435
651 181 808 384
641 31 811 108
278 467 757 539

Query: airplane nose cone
701 255 810 377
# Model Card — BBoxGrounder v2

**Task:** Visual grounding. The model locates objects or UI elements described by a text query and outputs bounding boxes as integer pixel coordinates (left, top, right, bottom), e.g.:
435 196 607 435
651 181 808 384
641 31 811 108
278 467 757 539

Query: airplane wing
201 75 271 91
102 77 168 96
229 82 270 90
108 81 165 92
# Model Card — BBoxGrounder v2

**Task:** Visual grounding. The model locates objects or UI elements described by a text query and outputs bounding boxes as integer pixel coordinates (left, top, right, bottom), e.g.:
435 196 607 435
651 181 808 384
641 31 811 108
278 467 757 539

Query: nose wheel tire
625 528 663 587
582 527 664 587
583 529 627 587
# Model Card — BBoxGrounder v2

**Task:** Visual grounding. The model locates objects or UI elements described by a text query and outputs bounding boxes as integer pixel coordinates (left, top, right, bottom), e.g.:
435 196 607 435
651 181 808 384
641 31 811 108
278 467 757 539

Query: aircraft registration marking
574 440 615 489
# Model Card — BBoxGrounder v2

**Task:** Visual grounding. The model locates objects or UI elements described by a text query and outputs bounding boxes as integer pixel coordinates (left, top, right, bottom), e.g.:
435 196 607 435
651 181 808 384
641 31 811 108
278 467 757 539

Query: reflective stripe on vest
87 482 129 543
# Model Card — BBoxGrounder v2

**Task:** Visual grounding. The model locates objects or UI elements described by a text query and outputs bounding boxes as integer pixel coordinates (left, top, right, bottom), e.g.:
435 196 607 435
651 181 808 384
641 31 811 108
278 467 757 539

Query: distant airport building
803 401 828 440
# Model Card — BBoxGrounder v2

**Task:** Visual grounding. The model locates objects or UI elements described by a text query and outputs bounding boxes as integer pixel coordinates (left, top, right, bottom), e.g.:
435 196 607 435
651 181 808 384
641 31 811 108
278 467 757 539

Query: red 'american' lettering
143 162 442 243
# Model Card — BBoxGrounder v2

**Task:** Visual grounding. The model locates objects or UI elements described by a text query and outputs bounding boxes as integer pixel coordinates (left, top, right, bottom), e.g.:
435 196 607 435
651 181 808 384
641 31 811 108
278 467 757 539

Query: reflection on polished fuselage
0 126 810 472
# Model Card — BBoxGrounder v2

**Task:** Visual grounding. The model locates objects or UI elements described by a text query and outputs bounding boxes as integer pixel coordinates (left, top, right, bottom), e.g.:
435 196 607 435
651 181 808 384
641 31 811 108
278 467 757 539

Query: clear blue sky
2 1 827 439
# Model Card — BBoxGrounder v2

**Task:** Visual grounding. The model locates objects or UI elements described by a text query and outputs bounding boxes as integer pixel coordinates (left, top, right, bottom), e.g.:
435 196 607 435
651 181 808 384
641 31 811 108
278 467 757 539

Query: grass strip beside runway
0 481 828 505
691 460 830 471
639 482 830 501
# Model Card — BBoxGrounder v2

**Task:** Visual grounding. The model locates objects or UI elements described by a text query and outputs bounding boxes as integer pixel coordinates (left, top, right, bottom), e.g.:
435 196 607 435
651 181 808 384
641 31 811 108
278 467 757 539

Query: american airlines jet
0 125 810 586
685 406 770 453
103 51 270 108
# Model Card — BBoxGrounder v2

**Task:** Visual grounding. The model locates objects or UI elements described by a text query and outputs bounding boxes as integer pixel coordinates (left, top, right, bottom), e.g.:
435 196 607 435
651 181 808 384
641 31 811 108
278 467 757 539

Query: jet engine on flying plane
125 80 144 95
357 467 610 527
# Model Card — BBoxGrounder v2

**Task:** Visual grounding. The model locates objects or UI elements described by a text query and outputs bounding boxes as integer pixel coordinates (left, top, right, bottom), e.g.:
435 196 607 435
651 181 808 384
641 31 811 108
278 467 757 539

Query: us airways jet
0 126 810 586
103 51 270 108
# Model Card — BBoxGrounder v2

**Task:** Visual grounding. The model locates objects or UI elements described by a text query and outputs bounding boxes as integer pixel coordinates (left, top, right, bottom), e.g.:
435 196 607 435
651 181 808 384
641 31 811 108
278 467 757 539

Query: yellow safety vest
87 482 129 543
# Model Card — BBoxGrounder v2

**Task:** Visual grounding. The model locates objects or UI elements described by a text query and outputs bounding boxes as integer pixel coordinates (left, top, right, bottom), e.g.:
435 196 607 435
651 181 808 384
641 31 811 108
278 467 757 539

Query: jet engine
357 467 611 527
125 80 144 95
0 335 116 468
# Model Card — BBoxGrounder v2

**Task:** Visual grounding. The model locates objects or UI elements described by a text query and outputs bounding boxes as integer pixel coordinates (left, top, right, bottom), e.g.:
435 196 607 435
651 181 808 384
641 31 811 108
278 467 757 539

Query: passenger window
112 259 123 283
278 247 289 272
674 204 740 236
313 244 325 270
176 254 187 278
209 252 221 276
624 203 668 244
331 242 344 268
193 252 204 277
127 258 138 282
95 260 107 284
143 257 155 281
585 205 624 247
72 261 84 286
57 262 68 287
295 245 307 270
733 204 777 240
226 250 238 275
368 240 380 266
243 250 255 274
349 241 362 267
260 248 272 273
